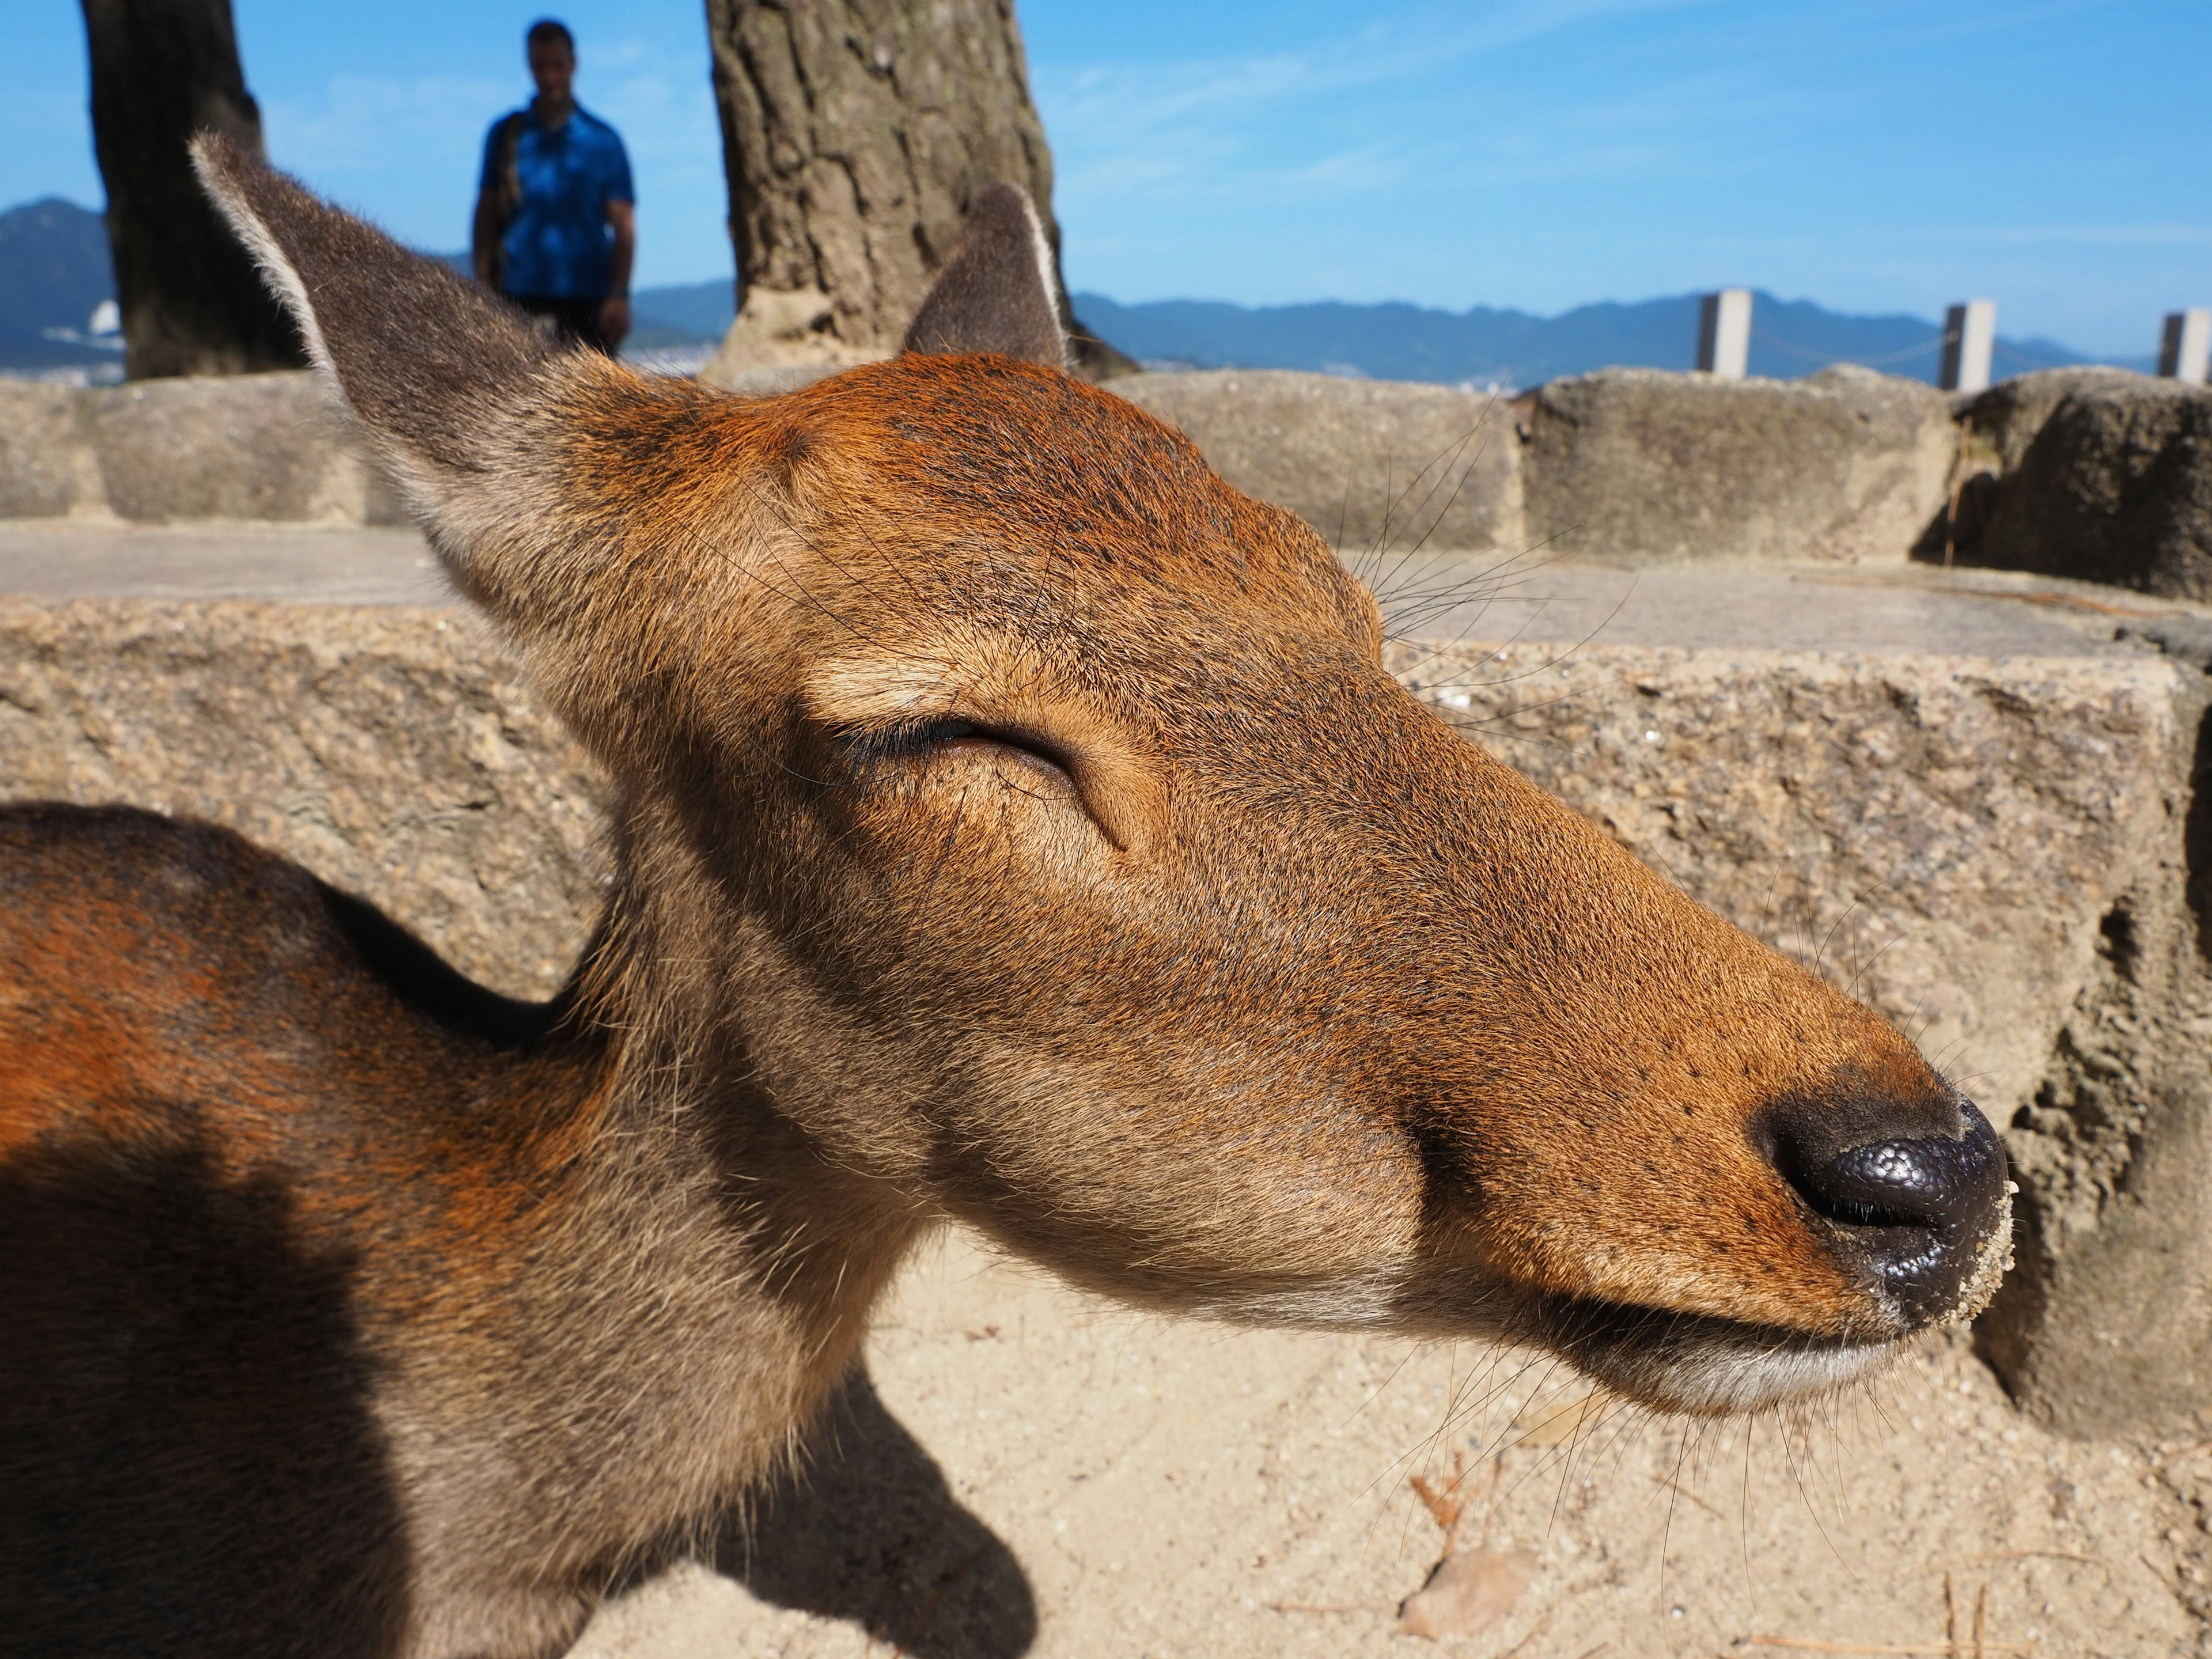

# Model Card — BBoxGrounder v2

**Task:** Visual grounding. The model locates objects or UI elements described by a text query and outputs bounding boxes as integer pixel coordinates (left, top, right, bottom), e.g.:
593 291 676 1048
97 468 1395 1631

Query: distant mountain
1 193 2150 386
0 198 122 370
620 282 1130 354
1073 290 2147 389
0 211 730 372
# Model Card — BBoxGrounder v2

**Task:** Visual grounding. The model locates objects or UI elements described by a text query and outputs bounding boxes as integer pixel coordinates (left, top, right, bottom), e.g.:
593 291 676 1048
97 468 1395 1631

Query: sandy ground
567 1231 2211 1659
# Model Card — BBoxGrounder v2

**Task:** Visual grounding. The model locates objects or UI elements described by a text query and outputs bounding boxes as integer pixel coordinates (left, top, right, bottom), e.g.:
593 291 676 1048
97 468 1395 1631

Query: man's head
526 19 575 107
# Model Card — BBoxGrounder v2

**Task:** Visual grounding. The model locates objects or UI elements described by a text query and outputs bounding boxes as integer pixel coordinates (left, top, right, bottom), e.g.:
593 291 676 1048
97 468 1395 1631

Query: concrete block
0 381 101 518
1950 374 2212 600
2160 309 2210 384
1113 370 1521 556
81 371 387 524
1520 364 1956 564
1911 368 2135 564
1942 300 1997 394
1949 367 2143 472
0 601 607 998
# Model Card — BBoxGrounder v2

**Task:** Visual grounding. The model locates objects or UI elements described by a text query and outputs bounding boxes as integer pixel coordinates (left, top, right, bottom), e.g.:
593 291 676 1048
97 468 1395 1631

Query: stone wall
10 365 2207 583
1113 372 1521 558
0 601 604 999
3 595 2206 1435
1516 365 1956 563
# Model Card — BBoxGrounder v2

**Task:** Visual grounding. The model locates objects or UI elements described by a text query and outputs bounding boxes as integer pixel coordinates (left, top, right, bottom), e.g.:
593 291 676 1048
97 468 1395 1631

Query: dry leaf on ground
1397 1546 1537 1638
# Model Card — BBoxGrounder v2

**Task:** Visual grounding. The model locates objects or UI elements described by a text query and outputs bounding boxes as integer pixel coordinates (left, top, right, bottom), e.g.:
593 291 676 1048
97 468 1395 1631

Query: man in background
472 19 634 354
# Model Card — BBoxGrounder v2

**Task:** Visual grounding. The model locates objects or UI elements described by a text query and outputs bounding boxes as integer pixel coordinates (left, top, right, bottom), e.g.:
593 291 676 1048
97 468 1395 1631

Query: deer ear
191 132 797 771
191 132 560 475
190 132 693 627
902 183 1069 370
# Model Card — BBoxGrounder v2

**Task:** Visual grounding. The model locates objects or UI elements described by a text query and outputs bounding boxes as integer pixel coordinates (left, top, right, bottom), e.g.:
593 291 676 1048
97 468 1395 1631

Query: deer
0 135 2010 1659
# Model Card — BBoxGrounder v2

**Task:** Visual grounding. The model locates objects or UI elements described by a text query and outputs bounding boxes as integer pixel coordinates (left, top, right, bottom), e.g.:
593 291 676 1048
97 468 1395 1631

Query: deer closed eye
851 717 1080 796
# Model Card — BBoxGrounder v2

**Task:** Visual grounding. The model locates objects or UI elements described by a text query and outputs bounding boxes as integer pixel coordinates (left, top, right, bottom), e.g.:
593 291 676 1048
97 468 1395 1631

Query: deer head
194 138 2007 1417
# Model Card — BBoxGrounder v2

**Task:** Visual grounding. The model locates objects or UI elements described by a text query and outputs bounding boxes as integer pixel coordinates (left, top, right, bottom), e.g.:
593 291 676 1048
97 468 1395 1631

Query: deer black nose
1771 1097 2008 1327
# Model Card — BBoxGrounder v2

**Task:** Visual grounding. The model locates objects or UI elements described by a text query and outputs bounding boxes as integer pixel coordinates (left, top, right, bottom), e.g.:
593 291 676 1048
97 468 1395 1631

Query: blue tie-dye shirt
483 103 634 301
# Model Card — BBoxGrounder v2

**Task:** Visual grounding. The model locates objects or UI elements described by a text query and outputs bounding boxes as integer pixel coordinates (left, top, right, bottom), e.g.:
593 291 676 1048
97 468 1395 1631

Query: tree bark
702 0 1131 380
79 0 308 380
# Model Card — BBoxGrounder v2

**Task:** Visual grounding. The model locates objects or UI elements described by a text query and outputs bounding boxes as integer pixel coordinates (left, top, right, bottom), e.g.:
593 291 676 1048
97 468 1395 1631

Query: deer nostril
1772 1099 2008 1326
1805 1137 1976 1230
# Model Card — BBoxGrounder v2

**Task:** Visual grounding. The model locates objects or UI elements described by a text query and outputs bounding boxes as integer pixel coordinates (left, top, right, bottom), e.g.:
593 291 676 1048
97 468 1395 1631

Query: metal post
1696 289 1751 380
1940 300 1995 393
2158 310 2210 384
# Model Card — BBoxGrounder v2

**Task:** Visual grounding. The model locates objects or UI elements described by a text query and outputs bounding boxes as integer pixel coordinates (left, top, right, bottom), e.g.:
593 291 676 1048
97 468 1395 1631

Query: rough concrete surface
1521 364 1957 565
0 521 443 603
1972 376 2212 600
0 370 406 525
84 370 408 524
5 547 2212 1652
1957 368 2150 475
1116 369 1521 555
0 381 100 519
1362 547 2175 658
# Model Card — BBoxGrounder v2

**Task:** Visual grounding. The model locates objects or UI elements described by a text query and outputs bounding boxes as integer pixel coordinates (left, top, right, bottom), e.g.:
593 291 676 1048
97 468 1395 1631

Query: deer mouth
1501 1156 2011 1416
1521 1293 1907 1415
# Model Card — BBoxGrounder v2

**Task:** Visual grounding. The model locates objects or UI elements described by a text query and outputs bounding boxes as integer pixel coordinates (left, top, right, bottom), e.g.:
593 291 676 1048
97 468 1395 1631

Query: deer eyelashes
842 714 1083 799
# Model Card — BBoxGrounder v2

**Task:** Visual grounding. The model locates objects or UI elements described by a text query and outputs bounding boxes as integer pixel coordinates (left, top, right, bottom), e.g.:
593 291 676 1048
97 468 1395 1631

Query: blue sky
5 2 2206 355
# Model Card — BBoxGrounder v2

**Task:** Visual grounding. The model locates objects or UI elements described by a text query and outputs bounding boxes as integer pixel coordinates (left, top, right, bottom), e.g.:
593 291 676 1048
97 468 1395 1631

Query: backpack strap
472 112 528 291
497 112 524 209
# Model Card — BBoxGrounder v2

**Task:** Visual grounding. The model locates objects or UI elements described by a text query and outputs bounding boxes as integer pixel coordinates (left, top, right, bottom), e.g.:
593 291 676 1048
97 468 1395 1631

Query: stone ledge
0 600 605 997
10 365 2206 598
1113 370 1521 556
1518 365 1958 564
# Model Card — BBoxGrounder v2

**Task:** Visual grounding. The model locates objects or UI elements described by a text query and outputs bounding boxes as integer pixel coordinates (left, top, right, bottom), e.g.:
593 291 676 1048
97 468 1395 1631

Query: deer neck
393 804 930 1574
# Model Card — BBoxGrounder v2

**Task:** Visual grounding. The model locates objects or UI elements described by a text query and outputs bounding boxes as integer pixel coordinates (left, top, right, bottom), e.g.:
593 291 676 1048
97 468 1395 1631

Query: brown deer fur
0 137 2008 1658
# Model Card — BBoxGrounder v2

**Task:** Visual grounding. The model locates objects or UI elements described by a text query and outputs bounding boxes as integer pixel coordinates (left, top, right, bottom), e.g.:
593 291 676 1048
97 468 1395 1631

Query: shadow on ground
704 1366 1037 1658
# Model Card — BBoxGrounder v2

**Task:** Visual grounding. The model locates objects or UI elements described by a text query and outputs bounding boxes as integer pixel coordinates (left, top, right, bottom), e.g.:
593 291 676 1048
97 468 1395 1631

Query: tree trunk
702 0 1131 381
79 0 308 380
